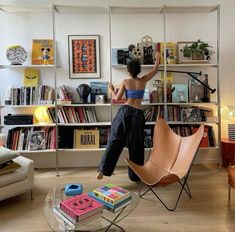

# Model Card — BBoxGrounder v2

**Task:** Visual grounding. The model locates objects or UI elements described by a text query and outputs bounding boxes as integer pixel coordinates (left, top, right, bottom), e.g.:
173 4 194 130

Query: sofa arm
13 156 34 178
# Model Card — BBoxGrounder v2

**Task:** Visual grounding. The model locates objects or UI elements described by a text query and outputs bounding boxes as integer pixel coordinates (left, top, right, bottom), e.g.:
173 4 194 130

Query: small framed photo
29 131 45 151
177 41 194 63
68 35 100 79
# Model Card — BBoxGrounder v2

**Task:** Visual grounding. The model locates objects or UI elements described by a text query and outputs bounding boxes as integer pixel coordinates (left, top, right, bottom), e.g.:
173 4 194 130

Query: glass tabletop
44 183 140 231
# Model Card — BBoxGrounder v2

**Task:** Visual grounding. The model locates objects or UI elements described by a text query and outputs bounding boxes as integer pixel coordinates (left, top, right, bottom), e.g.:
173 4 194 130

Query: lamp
221 105 235 141
159 70 216 101
34 106 51 124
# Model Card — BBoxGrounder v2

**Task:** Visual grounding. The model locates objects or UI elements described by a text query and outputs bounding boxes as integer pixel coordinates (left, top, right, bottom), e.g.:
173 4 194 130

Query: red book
60 193 103 222
192 127 209 147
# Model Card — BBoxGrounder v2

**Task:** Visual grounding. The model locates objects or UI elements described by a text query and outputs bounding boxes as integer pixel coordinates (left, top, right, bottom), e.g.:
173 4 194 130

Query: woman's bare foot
97 172 103 180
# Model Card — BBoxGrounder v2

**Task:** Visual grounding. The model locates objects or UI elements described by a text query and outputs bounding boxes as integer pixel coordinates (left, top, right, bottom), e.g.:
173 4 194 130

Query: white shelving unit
0 4 57 169
109 4 221 163
0 3 221 169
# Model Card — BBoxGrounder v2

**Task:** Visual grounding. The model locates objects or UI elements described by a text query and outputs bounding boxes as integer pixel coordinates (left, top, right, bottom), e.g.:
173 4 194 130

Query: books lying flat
88 192 132 212
59 193 103 221
92 183 131 206
53 206 102 228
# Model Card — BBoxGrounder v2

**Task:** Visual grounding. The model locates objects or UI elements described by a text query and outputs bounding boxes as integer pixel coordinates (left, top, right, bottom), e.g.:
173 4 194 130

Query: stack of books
53 193 103 228
89 183 132 212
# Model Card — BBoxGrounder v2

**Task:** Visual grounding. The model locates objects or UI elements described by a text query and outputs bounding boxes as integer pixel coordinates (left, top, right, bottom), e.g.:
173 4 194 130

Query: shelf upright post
52 4 60 176
216 4 222 167
109 5 113 122
163 5 167 121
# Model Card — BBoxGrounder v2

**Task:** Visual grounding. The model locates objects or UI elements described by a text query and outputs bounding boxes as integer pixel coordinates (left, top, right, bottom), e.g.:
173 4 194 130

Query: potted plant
180 39 212 60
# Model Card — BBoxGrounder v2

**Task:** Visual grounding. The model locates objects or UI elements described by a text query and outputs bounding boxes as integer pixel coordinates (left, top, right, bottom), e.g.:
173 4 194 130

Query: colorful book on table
92 183 131 206
88 192 132 212
59 193 103 221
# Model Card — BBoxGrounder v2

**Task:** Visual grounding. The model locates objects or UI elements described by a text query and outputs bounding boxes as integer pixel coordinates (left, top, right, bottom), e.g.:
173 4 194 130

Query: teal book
172 84 189 103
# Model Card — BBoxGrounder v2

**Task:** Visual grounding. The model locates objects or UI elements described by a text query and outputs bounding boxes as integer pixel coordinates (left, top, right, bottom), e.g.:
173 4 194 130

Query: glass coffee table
44 183 139 232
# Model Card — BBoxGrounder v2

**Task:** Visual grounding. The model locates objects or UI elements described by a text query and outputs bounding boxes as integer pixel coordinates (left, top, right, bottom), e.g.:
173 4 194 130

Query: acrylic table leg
101 206 126 232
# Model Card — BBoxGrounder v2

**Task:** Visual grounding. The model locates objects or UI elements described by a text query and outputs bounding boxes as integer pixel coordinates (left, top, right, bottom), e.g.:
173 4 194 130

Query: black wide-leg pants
98 105 145 181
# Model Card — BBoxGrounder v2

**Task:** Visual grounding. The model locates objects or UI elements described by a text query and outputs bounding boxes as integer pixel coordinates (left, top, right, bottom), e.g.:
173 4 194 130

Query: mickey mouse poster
32 39 54 65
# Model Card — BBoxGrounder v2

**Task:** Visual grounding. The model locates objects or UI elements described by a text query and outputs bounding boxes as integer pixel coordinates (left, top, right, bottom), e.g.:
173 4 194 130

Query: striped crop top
125 89 145 99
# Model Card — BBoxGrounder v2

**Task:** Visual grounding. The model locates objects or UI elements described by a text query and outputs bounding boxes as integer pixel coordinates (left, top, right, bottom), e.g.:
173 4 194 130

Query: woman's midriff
125 98 143 110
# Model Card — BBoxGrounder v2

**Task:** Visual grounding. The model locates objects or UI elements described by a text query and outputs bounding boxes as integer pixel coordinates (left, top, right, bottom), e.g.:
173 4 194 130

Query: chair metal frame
138 154 198 211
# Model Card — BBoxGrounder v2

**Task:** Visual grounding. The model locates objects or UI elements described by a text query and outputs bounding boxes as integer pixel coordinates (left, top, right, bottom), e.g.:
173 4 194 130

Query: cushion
0 169 26 187
0 161 21 175
0 146 19 164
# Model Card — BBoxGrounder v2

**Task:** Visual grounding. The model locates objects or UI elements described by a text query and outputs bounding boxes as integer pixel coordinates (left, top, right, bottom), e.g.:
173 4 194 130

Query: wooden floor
0 164 234 232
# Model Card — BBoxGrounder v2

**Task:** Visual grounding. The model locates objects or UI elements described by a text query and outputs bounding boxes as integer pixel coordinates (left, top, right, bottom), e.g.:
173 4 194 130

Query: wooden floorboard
0 164 235 232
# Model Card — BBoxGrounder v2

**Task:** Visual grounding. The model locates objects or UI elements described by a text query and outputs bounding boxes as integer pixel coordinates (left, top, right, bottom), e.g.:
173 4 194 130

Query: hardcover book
181 107 203 122
88 192 132 212
192 126 209 147
53 206 102 227
24 68 40 87
92 183 130 206
144 128 152 148
159 42 177 64
74 129 99 149
59 193 103 222
32 39 54 65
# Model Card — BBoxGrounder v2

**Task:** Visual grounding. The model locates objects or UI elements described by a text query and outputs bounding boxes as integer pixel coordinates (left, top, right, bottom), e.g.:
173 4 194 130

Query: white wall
0 0 234 168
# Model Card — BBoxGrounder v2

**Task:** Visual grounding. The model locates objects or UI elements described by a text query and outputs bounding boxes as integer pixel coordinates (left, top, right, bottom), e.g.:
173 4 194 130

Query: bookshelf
0 3 221 169
0 4 57 170
110 4 221 163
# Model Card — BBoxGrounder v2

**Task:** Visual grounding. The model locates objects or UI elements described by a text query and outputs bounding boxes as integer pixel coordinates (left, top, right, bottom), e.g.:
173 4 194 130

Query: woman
97 52 160 181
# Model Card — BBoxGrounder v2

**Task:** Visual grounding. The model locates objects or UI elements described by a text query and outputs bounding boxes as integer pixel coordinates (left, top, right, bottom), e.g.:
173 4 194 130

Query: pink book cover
60 193 103 221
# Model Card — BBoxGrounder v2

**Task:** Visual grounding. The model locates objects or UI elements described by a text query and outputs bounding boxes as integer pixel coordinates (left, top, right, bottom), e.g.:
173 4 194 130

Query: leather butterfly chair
125 119 204 211
228 165 235 202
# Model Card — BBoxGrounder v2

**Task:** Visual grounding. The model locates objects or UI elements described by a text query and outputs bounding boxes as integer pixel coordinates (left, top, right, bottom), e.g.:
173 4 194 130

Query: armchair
228 165 235 202
125 119 204 211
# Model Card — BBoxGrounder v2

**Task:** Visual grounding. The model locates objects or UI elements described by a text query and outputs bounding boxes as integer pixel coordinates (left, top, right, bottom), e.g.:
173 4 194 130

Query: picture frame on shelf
68 35 100 79
177 41 208 64
29 131 45 151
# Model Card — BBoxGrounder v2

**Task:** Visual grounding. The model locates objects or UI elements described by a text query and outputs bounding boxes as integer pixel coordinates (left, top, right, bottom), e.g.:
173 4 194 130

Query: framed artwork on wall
68 35 100 79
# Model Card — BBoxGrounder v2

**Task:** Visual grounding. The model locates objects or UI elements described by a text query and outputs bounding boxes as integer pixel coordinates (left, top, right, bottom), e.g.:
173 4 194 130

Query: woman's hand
109 83 115 92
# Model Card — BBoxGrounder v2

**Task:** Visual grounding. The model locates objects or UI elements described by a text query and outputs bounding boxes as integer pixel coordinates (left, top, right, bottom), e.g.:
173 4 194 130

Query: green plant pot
192 53 204 60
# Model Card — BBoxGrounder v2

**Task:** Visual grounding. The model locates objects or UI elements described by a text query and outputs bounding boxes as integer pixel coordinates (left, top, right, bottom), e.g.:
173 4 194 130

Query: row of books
143 106 164 122
143 124 215 148
9 85 54 106
47 106 98 124
172 125 215 147
6 127 56 151
53 184 131 228
57 85 72 102
167 106 214 122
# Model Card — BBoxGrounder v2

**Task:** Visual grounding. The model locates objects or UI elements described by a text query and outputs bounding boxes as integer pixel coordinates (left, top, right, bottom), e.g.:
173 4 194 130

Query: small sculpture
6 45 27 65
76 84 91 103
